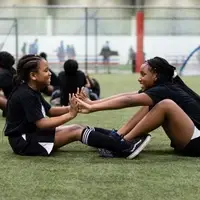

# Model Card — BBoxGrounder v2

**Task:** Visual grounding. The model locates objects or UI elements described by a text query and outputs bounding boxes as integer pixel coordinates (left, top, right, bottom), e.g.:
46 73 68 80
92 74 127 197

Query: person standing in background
71 45 76 60
29 39 39 54
57 40 65 62
101 41 111 74
21 42 27 56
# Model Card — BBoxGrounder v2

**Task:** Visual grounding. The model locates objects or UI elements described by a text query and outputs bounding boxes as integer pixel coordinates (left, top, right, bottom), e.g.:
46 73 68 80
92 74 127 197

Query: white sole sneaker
126 135 151 159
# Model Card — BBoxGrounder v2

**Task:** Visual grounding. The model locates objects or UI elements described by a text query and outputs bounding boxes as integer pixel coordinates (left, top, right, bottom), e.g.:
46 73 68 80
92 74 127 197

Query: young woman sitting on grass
77 57 200 159
4 54 149 157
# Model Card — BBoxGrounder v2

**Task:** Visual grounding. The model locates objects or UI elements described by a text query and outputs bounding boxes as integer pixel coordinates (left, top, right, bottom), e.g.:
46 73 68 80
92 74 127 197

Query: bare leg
53 124 86 150
118 106 149 136
124 99 194 150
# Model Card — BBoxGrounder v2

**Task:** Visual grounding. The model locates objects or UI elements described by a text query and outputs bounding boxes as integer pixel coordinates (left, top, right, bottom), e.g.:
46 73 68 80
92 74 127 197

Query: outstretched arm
77 93 153 113
90 91 139 104
77 87 139 105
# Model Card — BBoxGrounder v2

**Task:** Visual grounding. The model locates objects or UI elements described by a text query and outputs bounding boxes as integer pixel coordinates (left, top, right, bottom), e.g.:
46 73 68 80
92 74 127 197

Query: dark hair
0 51 15 70
6 54 42 112
147 56 200 103
147 57 175 83
13 54 41 86
64 59 78 75
60 59 87 105
39 52 47 60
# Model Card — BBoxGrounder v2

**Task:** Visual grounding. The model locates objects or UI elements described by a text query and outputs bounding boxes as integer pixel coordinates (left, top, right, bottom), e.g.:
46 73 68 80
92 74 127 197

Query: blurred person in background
100 41 111 73
70 45 76 60
57 40 65 62
29 39 39 54
127 46 135 65
85 74 100 100
66 44 76 60
58 59 99 106
21 42 27 56
58 59 88 106
101 41 111 65
127 46 136 73
0 51 16 116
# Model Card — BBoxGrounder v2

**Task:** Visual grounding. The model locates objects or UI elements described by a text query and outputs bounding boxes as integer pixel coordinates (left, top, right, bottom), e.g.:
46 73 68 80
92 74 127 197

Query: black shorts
181 136 200 157
8 128 55 156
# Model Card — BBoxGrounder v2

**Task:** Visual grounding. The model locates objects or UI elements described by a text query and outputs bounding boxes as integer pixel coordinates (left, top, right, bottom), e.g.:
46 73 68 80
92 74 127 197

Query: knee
156 99 176 110
69 124 87 133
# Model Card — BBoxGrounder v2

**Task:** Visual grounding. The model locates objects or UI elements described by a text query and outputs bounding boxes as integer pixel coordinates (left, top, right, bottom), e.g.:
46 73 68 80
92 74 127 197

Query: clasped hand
68 87 93 115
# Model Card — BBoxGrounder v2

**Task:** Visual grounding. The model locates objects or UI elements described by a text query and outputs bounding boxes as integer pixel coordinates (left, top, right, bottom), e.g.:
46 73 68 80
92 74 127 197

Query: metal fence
0 5 200 74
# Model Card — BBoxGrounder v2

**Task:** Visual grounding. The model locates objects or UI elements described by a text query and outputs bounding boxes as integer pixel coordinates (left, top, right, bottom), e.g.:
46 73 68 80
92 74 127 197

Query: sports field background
0 74 200 200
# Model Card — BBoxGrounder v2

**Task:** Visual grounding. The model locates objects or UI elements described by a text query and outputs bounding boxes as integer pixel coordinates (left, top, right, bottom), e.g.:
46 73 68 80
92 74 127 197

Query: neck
27 81 39 91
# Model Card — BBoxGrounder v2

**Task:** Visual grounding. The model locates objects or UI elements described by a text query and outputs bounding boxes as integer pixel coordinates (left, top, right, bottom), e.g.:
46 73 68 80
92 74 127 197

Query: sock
94 127 122 141
94 127 112 135
81 127 130 152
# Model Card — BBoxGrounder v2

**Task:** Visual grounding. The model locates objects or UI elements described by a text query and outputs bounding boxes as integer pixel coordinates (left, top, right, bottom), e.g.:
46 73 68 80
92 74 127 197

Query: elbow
35 119 47 129
36 122 44 129
122 96 135 107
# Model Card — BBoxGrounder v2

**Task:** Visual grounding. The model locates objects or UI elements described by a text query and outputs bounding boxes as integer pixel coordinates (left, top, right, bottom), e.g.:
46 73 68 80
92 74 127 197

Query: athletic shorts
8 128 55 156
178 127 200 157
182 136 200 157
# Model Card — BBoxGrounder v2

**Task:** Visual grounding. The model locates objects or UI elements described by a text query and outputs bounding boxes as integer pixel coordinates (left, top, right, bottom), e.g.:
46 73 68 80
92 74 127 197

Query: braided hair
7 55 42 101
146 56 200 103
13 54 41 86
147 57 175 84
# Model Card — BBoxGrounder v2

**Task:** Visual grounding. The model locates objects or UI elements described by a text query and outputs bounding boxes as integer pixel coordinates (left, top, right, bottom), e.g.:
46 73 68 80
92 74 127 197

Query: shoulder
58 71 65 77
58 71 66 82
77 70 86 77
0 68 12 77
17 84 40 100
143 85 169 101
144 85 166 94
145 85 166 93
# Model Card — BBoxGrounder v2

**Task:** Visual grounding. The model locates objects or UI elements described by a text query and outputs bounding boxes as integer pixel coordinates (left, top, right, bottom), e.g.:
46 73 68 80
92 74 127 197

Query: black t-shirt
58 70 87 105
143 83 200 129
0 68 15 98
4 83 51 136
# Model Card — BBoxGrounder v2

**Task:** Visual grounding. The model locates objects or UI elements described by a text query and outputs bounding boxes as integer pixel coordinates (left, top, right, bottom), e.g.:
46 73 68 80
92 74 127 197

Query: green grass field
1 74 200 200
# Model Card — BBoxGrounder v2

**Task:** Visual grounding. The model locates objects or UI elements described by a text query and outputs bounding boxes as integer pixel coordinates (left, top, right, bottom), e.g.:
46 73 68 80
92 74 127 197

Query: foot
125 134 151 159
98 133 151 159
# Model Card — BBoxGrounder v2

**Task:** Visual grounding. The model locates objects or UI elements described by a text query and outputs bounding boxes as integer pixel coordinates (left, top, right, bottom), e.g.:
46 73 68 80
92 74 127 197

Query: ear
30 71 37 81
153 73 157 81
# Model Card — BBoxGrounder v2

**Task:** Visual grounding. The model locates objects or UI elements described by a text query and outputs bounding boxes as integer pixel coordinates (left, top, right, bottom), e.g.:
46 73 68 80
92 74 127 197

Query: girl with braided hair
77 56 200 158
4 54 88 156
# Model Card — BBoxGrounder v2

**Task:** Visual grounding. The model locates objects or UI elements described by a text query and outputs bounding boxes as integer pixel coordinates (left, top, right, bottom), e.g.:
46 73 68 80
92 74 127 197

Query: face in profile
31 59 51 89
138 62 157 90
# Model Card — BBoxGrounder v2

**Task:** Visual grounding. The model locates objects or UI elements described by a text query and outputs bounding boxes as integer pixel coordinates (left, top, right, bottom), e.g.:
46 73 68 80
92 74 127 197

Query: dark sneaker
125 134 151 159
98 148 115 158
